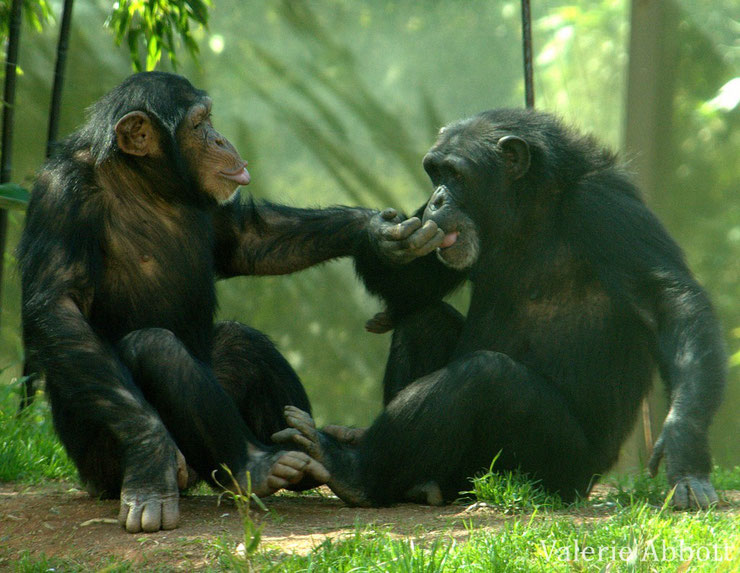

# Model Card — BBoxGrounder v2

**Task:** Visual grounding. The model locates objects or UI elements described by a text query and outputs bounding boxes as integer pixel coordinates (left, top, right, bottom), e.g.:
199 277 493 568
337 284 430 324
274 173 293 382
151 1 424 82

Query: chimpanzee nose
428 187 447 212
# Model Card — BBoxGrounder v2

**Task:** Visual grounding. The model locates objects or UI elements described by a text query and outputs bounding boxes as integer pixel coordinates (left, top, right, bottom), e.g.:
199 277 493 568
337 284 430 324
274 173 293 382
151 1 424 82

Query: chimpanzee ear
115 111 158 157
497 135 531 180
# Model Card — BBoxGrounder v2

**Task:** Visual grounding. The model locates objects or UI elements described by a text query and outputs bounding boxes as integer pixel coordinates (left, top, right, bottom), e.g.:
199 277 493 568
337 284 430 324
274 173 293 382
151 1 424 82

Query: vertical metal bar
521 0 535 108
47 0 76 158
0 0 24 326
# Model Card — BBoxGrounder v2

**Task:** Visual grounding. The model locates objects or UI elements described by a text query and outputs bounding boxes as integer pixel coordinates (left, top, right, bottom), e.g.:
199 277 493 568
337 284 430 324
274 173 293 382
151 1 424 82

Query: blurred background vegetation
0 0 737 473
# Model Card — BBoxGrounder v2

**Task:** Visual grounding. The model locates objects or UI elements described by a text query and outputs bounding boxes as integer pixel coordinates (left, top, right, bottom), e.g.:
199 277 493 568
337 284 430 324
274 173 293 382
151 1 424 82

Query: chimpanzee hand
648 423 719 509
369 208 444 265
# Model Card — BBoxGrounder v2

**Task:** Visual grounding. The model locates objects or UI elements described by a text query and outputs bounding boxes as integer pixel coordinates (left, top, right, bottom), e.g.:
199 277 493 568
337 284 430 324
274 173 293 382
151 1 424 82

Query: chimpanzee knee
213 321 311 444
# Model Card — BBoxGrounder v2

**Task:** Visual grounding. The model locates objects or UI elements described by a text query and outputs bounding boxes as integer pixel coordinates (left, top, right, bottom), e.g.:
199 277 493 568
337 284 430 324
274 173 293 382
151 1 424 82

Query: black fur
293 109 726 509
18 72 373 530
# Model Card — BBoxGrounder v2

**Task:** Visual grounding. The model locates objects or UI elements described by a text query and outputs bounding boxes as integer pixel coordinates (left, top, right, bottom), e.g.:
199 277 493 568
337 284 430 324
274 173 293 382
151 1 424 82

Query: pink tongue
223 167 251 186
440 231 459 248
233 167 251 186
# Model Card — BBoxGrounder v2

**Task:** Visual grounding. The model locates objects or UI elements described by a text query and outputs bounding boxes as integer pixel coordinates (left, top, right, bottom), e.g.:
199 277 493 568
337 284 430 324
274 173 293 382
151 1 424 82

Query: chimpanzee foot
175 448 200 490
241 449 329 498
280 406 373 507
119 488 179 533
118 450 181 533
280 405 326 462
670 476 719 509
405 481 445 506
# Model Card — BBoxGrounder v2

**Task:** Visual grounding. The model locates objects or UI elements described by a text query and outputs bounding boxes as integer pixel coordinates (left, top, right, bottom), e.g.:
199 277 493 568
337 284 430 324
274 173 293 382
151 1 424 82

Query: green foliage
712 465 740 490
212 465 265 564
0 182 29 210
0 0 53 43
467 452 564 513
0 373 76 482
604 469 670 507
105 0 212 71
731 327 740 369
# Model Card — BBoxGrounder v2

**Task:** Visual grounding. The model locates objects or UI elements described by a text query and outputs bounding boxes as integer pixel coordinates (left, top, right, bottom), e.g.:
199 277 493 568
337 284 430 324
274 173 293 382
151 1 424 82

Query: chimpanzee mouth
220 163 251 186
435 225 479 270
439 231 459 249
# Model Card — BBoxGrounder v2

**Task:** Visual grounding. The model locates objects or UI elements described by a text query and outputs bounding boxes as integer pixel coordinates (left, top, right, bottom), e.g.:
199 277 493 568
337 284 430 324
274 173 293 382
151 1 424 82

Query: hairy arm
215 197 466 318
568 174 726 507
213 197 376 276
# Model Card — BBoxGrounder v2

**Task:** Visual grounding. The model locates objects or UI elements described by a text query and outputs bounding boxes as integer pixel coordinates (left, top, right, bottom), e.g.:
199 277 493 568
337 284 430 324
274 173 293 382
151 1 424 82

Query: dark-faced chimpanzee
15 71 408 533
275 109 727 510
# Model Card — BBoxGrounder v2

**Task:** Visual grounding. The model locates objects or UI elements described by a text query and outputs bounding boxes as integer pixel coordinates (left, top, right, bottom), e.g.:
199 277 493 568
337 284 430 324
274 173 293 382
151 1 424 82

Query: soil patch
1 483 737 570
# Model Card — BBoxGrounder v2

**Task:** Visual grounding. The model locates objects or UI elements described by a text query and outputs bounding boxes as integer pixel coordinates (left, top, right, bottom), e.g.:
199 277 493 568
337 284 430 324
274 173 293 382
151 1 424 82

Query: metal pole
521 0 535 108
0 0 24 325
46 0 75 157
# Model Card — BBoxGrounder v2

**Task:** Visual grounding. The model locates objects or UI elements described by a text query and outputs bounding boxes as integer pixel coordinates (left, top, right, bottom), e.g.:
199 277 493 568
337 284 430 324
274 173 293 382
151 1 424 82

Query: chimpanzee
275 108 727 510
15 71 420 533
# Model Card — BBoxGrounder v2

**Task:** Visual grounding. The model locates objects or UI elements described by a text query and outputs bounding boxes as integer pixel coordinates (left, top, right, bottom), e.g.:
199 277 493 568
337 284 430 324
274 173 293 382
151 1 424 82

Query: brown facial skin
115 97 250 204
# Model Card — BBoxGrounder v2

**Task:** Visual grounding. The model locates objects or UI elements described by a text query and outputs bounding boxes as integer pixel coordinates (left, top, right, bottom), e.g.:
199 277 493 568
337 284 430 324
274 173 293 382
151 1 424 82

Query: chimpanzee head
81 72 249 204
421 109 619 270
421 111 533 269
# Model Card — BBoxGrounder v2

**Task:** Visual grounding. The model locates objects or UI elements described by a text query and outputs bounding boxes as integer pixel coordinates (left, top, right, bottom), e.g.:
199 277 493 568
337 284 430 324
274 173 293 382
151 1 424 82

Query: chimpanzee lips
220 163 251 185
440 231 459 249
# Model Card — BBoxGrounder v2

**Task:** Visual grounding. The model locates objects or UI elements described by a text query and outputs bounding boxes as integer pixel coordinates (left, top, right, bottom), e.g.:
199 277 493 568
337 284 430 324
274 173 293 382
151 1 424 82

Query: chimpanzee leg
117 328 326 496
285 350 594 506
212 321 324 491
382 302 464 405
212 321 311 444
46 379 132 499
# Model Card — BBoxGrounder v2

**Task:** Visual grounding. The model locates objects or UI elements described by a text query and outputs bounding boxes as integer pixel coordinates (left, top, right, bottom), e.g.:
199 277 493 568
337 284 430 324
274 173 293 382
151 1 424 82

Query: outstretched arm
215 198 467 318
214 197 376 276
570 177 726 508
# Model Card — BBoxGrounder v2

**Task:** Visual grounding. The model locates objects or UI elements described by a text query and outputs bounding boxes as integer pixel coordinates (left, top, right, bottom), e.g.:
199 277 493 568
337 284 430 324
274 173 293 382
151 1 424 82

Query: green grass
0 376 76 483
2 380 738 572
211 506 740 572
465 452 565 513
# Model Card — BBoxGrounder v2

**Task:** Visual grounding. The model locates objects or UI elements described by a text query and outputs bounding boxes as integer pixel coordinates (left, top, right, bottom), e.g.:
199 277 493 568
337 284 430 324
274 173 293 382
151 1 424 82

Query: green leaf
0 183 30 210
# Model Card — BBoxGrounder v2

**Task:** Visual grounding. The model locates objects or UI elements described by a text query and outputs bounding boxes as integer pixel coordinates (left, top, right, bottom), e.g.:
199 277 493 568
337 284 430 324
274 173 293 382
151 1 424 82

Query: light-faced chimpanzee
275 109 727 510
15 71 418 533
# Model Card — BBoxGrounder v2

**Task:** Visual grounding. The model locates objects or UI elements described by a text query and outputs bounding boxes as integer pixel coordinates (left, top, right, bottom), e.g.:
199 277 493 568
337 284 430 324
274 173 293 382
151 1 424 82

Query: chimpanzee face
114 93 250 205
421 145 481 270
420 118 532 270
177 98 250 204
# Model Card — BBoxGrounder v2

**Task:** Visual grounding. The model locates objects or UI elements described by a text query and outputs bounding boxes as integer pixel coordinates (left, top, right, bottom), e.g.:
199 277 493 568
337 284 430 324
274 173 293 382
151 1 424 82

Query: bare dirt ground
1 482 738 571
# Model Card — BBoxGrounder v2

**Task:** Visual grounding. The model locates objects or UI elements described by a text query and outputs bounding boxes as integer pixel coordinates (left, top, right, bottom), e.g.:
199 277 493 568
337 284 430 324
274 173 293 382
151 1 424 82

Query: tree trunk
621 0 679 469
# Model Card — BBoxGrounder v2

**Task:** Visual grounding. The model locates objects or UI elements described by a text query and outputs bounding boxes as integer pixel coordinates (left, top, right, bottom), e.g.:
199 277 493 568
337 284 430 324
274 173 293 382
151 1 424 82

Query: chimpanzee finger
380 208 399 221
304 458 331 483
284 405 317 430
141 502 163 533
647 436 664 477
176 448 189 490
403 223 444 255
118 502 134 532
120 501 144 533
271 459 306 484
161 498 179 530
271 427 302 443
381 217 422 240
